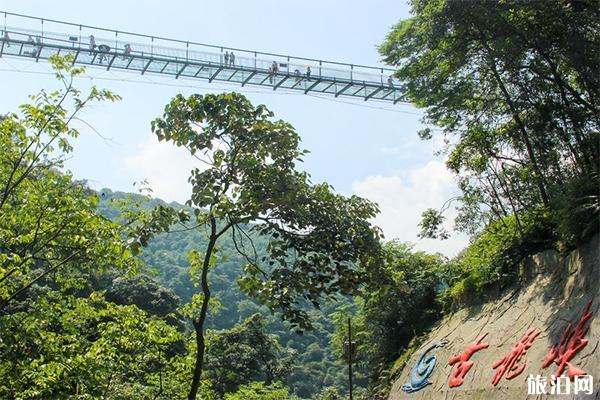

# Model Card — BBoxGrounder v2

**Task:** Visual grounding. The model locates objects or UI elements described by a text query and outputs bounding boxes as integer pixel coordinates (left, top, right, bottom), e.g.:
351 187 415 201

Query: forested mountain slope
97 188 360 399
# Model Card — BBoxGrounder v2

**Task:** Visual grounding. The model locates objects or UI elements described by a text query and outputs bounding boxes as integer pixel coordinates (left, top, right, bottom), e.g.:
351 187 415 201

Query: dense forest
97 188 364 398
1 1 598 399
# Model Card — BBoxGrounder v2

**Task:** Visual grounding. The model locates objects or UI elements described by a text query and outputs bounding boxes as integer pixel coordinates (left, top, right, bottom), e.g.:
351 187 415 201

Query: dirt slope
388 235 599 400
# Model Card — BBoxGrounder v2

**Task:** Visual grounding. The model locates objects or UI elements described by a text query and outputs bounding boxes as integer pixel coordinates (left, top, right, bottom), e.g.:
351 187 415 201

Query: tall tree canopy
0 56 192 399
0 56 127 311
151 92 383 399
204 314 295 396
380 0 599 240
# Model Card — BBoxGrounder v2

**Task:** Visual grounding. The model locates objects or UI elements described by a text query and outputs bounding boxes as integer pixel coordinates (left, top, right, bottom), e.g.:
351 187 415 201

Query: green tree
0 56 192 399
380 0 599 239
98 190 355 398
0 56 185 313
151 92 382 399
103 274 187 331
0 56 129 311
332 241 447 398
314 386 344 400
0 292 184 399
105 274 180 318
205 314 295 396
223 382 294 400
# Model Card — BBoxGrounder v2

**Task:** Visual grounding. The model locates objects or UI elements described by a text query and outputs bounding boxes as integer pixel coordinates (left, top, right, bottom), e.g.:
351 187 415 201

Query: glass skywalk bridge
0 11 405 104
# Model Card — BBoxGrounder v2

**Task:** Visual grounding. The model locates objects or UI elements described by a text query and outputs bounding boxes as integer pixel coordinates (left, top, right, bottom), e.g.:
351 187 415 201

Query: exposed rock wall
388 235 599 400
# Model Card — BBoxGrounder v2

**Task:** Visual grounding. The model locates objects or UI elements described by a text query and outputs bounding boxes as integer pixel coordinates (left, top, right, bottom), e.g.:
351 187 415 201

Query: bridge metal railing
0 11 405 103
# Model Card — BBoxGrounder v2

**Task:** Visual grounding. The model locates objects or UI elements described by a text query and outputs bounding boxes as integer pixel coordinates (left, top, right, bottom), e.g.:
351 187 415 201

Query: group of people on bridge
223 51 235 66
25 35 42 57
1 29 397 91
1 30 42 58
88 35 133 64
268 61 312 84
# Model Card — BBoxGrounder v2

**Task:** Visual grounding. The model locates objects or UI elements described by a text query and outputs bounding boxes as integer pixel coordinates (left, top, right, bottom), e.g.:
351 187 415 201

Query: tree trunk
188 217 217 400
491 167 523 234
481 40 550 206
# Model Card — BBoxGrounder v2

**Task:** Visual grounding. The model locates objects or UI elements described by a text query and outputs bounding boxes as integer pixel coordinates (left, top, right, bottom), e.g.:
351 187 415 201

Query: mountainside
387 235 599 399
97 189 360 398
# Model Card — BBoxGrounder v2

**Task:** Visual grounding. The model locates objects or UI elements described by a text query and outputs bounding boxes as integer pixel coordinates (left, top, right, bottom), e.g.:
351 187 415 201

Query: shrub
443 207 555 308
551 172 600 247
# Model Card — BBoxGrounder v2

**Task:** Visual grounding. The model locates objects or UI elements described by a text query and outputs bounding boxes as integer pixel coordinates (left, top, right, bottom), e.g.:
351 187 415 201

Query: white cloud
124 137 469 256
123 135 199 204
352 160 469 257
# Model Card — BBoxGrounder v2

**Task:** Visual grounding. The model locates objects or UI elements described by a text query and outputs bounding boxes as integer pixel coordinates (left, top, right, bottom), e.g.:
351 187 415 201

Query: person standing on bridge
24 36 36 57
97 44 110 63
89 35 96 55
34 36 42 58
2 31 10 48
224 51 230 66
269 61 279 83
229 52 235 66
122 43 132 61
24 36 35 57
306 66 311 79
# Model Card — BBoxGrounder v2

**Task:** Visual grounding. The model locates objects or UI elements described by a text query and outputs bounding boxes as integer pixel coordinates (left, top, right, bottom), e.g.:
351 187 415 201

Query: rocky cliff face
388 235 599 400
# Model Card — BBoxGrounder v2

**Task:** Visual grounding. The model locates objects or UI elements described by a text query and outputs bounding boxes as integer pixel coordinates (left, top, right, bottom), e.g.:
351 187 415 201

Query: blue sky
0 0 468 255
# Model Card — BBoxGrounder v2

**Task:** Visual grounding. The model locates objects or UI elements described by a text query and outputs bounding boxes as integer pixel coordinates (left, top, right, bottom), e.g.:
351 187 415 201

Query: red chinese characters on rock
448 332 490 388
492 327 541 386
543 300 593 380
